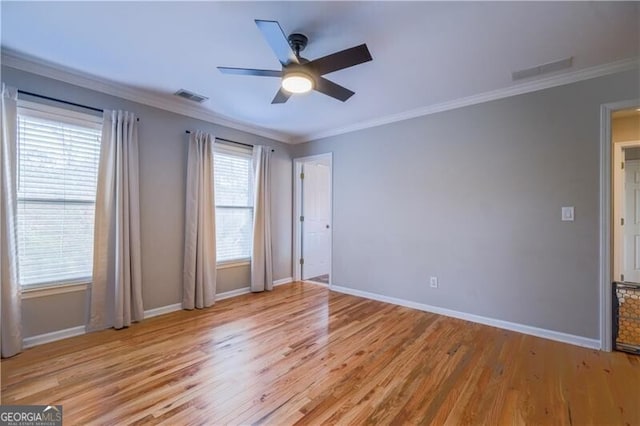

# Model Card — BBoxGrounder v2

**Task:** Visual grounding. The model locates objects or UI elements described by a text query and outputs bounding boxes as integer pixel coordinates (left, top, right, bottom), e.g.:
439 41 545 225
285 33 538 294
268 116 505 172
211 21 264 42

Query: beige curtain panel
182 130 217 309
89 110 144 331
1 85 22 358
251 145 273 292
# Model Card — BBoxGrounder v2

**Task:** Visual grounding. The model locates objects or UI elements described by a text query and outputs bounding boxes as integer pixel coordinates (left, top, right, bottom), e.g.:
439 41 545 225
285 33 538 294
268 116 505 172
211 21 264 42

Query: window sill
21 281 90 299
217 259 251 270
19 261 251 299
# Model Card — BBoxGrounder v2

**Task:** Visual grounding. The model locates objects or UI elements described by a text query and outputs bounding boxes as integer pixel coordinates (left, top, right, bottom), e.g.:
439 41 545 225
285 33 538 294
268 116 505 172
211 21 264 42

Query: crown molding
3 48 637 146
294 56 640 143
1 48 293 143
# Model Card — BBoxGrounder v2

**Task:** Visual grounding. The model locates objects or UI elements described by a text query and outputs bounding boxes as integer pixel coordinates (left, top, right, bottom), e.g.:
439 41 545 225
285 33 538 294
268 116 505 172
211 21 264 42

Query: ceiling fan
218 20 373 104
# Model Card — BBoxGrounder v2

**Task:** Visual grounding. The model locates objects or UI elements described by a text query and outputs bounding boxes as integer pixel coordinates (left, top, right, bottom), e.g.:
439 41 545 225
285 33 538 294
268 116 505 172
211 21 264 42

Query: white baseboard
144 303 182 319
216 286 251 300
273 277 293 286
215 278 294 300
303 280 330 288
23 325 86 349
24 277 310 349
147 280 294 313
331 285 601 350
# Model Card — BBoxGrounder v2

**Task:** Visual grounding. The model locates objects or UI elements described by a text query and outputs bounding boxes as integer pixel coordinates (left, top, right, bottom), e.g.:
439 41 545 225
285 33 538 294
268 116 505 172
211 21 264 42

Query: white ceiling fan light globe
281 73 314 94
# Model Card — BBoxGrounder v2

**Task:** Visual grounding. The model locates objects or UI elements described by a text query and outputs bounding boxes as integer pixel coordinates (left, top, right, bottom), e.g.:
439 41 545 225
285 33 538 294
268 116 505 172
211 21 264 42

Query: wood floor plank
1 282 637 425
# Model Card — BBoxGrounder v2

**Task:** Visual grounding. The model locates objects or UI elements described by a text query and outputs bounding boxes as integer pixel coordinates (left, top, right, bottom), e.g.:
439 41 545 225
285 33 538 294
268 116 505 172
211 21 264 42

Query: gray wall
293 69 640 339
2 66 294 337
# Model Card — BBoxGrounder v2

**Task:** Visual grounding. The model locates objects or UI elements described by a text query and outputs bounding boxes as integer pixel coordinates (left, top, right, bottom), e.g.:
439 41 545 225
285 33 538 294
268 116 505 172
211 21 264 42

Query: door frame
293 153 333 287
613 142 640 285
599 98 640 351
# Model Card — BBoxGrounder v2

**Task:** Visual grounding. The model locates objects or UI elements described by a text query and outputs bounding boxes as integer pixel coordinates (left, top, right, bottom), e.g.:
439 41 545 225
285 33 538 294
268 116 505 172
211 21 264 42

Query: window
16 102 102 286
214 143 254 263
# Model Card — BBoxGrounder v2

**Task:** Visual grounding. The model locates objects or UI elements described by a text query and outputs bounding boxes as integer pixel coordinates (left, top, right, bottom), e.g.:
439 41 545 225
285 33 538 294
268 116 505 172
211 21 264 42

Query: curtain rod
17 90 139 121
185 131 274 152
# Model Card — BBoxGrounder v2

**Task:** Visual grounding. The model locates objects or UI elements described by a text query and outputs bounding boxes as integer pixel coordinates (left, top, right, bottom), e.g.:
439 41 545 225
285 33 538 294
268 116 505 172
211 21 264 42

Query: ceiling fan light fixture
281 72 313 94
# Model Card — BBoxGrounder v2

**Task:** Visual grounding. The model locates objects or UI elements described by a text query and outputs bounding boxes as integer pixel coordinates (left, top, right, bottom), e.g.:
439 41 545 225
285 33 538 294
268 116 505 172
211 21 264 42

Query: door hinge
299 258 304 265
621 218 625 226
300 172 304 179
621 274 625 282
622 161 625 170
300 215 304 222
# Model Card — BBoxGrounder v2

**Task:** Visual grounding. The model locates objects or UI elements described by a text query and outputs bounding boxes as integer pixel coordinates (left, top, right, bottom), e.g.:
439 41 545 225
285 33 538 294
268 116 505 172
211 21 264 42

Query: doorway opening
293 153 332 286
600 99 640 351
610 107 640 353
613 139 640 283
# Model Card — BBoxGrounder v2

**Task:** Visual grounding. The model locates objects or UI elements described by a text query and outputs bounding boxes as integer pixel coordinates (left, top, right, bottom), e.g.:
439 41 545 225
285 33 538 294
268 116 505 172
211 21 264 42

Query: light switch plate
561 206 574 222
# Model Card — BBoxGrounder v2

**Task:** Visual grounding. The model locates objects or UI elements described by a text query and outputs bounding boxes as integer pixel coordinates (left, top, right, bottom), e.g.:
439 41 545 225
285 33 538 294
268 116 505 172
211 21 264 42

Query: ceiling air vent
512 57 573 81
174 89 209 103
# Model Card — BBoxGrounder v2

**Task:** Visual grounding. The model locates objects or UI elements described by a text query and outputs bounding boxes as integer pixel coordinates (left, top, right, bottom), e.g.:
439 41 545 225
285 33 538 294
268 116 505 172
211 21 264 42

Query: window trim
217 259 251 269
18 100 103 129
21 281 90 299
16 101 102 288
214 140 253 157
18 256 253 299
213 141 254 265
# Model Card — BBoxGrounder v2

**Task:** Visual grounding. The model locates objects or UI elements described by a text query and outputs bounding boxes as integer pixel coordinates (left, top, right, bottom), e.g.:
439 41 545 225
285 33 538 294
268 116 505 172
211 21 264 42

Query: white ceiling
1 2 638 143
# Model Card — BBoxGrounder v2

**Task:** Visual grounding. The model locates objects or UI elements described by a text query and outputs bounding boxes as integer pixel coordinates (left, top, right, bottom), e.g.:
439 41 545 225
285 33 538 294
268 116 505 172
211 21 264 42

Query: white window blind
214 143 254 263
16 102 102 286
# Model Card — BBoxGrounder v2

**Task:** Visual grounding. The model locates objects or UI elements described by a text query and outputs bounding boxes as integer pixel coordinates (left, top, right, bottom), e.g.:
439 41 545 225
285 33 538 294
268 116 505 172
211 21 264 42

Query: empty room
1 1 639 424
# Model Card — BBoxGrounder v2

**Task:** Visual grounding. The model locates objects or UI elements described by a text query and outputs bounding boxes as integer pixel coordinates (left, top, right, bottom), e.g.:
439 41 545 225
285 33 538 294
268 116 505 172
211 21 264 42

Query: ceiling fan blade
255 20 299 66
307 44 372 76
217 67 281 77
271 88 292 104
314 77 355 102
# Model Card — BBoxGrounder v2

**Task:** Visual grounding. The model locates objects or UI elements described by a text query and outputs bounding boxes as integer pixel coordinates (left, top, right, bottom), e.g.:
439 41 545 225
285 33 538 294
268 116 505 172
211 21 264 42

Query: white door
302 161 331 280
623 159 640 282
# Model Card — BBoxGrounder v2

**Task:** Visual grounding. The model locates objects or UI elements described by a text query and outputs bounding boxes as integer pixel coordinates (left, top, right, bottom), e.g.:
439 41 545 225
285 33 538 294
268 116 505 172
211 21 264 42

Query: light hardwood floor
1 282 638 425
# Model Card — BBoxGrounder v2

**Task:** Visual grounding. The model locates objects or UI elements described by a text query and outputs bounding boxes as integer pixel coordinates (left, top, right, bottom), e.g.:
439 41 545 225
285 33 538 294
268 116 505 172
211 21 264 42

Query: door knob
326 225 330 229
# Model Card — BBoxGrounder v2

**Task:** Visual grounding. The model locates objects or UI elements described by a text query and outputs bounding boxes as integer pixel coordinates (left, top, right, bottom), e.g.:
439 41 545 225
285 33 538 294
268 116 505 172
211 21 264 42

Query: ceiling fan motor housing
288 33 308 56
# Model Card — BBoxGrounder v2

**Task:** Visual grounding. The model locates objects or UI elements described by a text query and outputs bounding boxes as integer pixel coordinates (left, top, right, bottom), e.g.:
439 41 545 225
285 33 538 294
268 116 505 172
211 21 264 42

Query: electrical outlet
429 276 438 288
